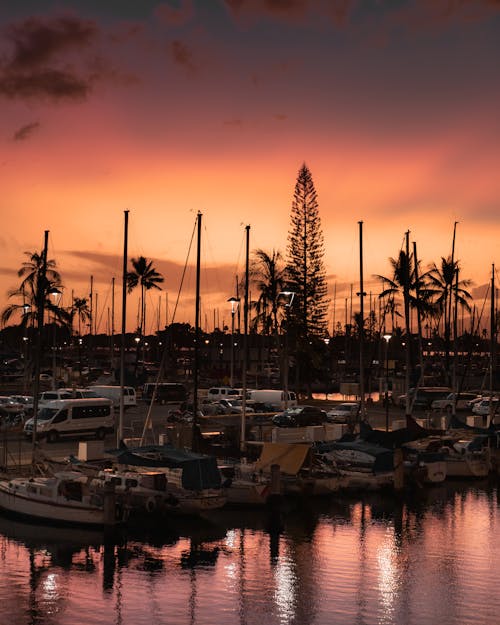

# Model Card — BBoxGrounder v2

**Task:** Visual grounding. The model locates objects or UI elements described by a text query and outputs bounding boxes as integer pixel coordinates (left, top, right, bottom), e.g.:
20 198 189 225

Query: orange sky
1 1 500 333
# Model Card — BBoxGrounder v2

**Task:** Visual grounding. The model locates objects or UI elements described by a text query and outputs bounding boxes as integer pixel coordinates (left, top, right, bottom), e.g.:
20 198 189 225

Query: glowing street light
383 333 392 432
279 290 295 408
227 296 239 387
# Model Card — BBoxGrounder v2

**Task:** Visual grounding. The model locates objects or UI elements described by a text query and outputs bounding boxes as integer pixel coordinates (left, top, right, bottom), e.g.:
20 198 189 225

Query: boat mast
31 230 49 469
358 221 366 423
110 276 115 374
192 211 202 447
240 224 250 451
404 230 412 420
488 263 496 427
413 241 425 388
450 221 458 393
118 209 129 445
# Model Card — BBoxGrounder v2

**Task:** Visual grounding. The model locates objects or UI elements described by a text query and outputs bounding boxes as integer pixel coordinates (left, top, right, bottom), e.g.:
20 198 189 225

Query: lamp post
279 291 295 409
227 297 239 388
134 336 140 378
49 288 62 390
22 303 31 393
383 333 391 432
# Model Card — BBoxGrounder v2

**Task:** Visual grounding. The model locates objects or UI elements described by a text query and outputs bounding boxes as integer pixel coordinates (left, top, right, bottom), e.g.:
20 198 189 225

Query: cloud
4 15 98 70
63 250 235 297
222 0 356 25
155 0 195 27
0 14 113 101
0 68 91 100
223 118 244 126
170 39 198 74
222 0 500 31
223 0 310 19
12 121 40 141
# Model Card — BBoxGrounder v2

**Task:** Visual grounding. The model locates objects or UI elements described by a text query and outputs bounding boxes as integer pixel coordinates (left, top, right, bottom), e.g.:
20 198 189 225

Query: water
1 482 500 625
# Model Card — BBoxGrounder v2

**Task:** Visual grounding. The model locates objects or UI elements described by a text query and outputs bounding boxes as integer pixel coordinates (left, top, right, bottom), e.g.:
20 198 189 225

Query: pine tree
286 163 329 338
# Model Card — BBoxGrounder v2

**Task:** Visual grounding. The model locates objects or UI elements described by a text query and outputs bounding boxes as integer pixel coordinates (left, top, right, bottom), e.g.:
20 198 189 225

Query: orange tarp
254 442 310 475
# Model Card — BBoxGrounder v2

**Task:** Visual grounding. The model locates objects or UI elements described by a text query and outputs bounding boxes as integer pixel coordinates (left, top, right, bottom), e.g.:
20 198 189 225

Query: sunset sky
1 0 499 334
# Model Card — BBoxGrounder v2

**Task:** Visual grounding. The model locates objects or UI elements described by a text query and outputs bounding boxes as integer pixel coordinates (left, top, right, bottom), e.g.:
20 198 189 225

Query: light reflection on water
1 483 500 625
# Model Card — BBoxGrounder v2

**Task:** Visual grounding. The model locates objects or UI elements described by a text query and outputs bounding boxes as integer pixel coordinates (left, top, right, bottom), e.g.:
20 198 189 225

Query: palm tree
70 297 91 336
374 250 433 333
249 248 286 335
126 256 164 337
1 250 67 329
425 256 472 379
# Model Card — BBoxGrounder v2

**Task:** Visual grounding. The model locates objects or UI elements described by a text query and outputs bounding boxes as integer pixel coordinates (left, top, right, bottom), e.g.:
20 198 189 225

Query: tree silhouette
70 297 91 336
249 248 286 335
127 256 164 337
1 250 68 329
425 255 472 380
286 163 329 338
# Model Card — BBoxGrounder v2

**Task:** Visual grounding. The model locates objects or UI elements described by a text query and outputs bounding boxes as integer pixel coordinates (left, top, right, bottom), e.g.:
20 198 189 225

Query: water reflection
1 482 500 625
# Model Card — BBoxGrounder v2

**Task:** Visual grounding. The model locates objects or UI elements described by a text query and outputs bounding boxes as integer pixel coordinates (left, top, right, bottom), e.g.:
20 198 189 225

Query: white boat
223 472 273 507
402 441 448 485
337 468 394 492
88 468 182 515
91 467 225 516
225 442 341 504
410 435 491 479
442 442 491 478
0 471 123 527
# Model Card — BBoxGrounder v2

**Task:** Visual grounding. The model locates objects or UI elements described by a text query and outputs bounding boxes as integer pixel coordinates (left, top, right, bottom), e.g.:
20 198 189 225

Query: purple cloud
0 15 112 101
170 39 198 74
155 1 195 27
12 121 40 141
4 15 98 70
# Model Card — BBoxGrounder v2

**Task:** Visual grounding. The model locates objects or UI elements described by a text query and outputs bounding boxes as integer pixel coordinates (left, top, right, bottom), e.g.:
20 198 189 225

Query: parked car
472 397 499 417
142 382 187 404
0 396 24 415
326 402 359 423
215 399 255 414
9 395 34 413
272 405 327 428
397 387 452 410
430 392 481 413
38 388 101 405
206 387 241 402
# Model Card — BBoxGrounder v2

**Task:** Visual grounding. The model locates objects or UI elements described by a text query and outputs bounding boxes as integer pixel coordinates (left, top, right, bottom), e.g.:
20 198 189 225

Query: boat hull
0 480 108 527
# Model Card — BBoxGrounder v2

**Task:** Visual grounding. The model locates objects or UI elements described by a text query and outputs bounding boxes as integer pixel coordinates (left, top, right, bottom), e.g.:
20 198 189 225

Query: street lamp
227 297 239 387
383 333 391 432
279 291 295 409
49 288 62 390
21 304 31 392
134 336 141 374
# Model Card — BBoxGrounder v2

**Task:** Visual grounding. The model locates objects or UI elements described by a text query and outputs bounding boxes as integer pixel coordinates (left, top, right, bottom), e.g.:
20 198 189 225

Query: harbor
0 473 499 625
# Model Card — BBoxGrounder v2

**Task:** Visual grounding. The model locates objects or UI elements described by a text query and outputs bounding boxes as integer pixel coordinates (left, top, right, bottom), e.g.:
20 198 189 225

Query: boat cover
254 443 310 475
107 443 222 490
315 439 394 473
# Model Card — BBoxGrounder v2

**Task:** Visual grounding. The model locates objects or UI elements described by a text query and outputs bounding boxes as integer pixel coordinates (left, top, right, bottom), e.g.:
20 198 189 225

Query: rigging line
95 281 112 333
201 221 233 298
170 216 197 325
234 227 246 281
474 284 489 336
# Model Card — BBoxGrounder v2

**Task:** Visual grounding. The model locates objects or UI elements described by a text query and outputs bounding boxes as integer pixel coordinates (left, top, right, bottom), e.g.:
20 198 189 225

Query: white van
245 389 297 410
24 398 114 443
38 388 101 405
206 387 241 401
88 385 137 409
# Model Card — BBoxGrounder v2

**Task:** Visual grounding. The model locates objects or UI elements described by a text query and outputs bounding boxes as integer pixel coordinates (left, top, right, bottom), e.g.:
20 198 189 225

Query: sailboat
105 212 227 513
